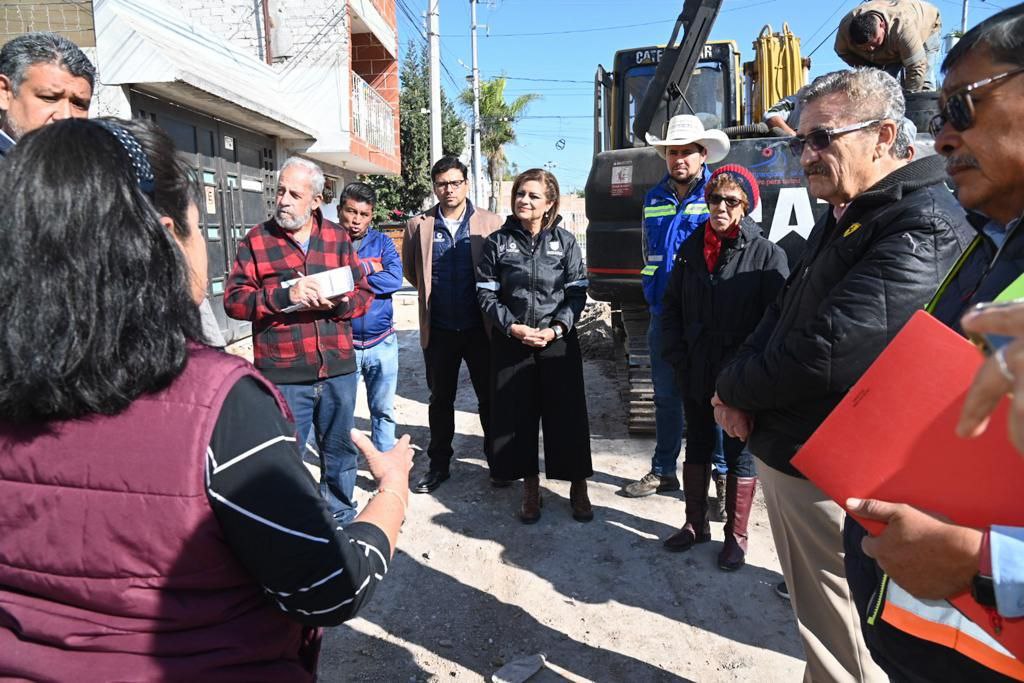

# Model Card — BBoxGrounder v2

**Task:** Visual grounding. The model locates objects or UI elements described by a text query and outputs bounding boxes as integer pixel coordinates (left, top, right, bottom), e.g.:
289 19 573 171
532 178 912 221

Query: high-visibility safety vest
870 576 1024 680
862 266 1024 681
641 168 710 315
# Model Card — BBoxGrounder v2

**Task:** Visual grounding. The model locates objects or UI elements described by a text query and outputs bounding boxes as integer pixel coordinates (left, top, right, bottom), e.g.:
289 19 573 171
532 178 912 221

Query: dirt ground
250 290 806 682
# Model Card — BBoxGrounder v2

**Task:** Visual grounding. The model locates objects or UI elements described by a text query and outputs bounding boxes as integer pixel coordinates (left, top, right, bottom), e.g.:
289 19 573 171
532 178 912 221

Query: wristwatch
552 325 564 340
973 529 997 608
972 573 997 608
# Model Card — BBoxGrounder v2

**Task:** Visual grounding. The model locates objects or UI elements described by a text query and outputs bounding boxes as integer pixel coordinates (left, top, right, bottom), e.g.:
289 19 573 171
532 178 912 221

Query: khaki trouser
758 459 887 683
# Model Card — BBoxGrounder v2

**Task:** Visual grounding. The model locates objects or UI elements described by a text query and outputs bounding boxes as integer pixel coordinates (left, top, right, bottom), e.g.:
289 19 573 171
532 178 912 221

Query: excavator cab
601 41 743 154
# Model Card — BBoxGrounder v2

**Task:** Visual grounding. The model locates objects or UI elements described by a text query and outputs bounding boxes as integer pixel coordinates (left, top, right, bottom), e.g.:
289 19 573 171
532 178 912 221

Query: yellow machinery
748 23 807 122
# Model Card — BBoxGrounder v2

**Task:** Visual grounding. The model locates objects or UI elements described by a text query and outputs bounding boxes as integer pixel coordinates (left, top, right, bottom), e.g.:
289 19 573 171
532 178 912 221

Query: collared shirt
983 216 1019 250
988 213 1024 618
0 129 15 157
223 209 375 384
439 205 467 237
992 525 1024 617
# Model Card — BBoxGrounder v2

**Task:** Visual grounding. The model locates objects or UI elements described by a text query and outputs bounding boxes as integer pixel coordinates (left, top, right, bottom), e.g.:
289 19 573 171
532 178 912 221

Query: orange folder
791 309 1024 658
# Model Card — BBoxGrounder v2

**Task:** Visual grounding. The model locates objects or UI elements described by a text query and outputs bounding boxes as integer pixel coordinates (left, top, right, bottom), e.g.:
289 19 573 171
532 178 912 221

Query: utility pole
427 0 443 165
960 0 968 33
470 0 485 209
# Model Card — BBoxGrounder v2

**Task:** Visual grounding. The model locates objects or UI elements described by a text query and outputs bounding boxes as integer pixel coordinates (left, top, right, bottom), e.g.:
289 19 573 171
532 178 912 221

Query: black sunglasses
787 119 882 157
928 67 1024 137
707 193 744 209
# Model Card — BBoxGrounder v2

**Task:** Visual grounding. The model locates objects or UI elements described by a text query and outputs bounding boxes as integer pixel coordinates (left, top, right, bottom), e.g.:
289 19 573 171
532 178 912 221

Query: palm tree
461 77 540 211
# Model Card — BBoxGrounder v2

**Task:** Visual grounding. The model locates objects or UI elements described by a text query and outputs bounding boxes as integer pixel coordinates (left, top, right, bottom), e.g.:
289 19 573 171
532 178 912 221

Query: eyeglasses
707 194 744 209
787 119 882 157
433 179 466 190
928 67 1024 137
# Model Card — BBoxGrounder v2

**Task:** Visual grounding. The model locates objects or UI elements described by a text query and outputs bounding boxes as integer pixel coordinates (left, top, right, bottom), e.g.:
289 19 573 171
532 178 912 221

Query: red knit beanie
708 164 760 214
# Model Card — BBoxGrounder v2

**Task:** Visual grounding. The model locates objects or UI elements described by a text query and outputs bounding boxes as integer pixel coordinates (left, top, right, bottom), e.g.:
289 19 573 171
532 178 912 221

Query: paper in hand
281 267 355 313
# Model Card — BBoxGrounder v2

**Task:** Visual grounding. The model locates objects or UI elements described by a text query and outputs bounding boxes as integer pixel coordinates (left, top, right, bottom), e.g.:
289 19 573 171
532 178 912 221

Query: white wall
167 0 349 67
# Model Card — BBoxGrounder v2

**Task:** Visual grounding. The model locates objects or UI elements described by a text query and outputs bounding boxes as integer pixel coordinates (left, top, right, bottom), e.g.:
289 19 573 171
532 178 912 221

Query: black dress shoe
413 469 450 494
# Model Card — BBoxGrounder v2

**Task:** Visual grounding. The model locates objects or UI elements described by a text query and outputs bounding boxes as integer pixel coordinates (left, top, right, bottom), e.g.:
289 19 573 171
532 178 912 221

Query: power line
441 17 676 38
485 75 592 84
440 0 778 38
802 0 853 46
395 0 462 90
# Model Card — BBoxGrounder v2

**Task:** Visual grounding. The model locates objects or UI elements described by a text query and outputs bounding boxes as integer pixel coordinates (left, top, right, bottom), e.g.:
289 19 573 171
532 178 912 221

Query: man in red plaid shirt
224 157 377 523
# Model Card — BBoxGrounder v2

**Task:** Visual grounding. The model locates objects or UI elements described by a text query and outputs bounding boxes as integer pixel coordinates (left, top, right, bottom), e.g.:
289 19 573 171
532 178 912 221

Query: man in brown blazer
403 156 503 493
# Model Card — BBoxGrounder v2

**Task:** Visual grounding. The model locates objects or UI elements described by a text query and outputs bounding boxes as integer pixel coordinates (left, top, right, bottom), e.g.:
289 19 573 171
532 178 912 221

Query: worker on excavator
835 0 942 92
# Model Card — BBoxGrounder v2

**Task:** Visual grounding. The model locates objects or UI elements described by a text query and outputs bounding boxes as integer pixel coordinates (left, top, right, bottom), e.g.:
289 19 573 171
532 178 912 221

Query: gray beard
276 207 311 231
1 113 23 142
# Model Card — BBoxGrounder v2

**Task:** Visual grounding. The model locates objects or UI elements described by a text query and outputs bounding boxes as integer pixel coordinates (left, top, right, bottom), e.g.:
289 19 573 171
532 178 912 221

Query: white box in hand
281 266 355 313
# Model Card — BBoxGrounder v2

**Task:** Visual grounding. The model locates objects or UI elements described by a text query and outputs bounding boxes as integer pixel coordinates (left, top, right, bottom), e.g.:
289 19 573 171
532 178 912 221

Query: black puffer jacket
716 155 975 476
476 216 588 335
661 217 789 401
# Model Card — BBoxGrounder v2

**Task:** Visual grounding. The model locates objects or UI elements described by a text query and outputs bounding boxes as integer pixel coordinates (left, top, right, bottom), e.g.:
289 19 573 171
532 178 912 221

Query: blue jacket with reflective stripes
641 167 710 314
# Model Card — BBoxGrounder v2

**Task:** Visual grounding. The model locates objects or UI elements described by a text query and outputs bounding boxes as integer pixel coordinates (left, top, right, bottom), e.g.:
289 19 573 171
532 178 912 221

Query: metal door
131 93 276 343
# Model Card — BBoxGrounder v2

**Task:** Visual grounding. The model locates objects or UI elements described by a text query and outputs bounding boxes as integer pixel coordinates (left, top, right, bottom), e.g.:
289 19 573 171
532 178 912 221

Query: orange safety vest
872 576 1024 681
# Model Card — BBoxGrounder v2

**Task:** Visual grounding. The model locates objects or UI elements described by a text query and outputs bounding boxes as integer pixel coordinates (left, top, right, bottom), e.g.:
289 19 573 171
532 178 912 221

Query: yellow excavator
584 0 821 432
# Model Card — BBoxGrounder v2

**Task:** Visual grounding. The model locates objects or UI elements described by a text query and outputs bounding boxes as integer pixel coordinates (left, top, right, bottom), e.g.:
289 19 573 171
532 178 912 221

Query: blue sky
395 0 1008 191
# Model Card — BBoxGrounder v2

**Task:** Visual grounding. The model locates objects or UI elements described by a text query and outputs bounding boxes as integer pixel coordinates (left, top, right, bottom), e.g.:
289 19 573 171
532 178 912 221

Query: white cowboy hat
645 114 730 164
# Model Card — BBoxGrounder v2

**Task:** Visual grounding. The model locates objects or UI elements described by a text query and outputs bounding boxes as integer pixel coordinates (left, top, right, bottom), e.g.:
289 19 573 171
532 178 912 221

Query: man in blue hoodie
340 182 404 452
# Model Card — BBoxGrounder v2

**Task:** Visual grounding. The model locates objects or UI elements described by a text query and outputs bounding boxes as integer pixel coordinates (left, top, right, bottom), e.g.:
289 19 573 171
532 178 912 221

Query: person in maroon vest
0 118 411 681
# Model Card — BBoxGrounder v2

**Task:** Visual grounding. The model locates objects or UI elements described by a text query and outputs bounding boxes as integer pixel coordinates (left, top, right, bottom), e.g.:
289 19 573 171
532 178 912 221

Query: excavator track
615 303 655 434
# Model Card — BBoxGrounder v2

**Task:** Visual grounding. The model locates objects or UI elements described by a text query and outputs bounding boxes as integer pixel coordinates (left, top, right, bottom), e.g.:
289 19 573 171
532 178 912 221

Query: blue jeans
355 333 398 452
648 315 726 477
278 372 359 524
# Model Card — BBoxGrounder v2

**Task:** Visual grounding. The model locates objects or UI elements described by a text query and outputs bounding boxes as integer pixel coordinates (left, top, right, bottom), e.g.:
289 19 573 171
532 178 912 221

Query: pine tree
363 42 466 222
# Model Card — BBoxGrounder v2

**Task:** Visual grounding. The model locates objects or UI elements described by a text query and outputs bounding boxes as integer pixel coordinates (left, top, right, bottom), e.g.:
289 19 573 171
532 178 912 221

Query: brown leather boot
711 472 727 522
663 463 712 551
519 475 541 524
718 475 757 571
570 480 594 522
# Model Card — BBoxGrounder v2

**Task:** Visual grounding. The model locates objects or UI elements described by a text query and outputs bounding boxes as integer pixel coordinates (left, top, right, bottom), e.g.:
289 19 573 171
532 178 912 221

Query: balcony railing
352 73 396 156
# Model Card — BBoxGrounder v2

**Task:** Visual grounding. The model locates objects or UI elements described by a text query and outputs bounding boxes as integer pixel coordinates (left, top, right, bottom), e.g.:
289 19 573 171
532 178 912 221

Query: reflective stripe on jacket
877 579 1024 681
475 216 588 335
641 168 710 314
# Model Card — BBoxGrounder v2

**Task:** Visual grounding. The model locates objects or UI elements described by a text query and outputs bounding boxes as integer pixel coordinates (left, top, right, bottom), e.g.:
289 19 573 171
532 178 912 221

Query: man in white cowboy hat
620 114 732 506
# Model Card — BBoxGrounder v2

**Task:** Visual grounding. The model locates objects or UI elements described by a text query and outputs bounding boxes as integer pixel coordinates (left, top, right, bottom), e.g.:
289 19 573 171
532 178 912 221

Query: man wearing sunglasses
840 6 1024 681
402 156 503 494
835 0 942 92
714 67 972 683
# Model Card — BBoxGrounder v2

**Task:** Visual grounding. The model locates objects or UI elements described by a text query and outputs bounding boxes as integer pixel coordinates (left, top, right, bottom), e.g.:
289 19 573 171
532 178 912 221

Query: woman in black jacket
661 165 789 570
476 169 592 524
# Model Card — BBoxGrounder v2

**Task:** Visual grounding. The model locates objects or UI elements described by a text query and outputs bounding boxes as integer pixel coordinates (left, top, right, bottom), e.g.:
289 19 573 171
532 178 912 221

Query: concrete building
1 0 400 340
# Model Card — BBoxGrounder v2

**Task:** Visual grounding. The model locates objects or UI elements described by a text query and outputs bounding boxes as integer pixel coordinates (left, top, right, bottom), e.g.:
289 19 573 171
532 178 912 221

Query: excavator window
622 61 727 148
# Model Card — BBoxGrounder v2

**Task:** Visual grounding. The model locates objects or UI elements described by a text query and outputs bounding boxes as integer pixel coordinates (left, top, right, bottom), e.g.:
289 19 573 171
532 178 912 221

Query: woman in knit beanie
659 164 790 570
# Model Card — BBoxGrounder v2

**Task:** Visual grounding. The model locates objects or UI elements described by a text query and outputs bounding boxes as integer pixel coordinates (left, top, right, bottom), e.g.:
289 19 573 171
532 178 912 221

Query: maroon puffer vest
0 345 318 681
